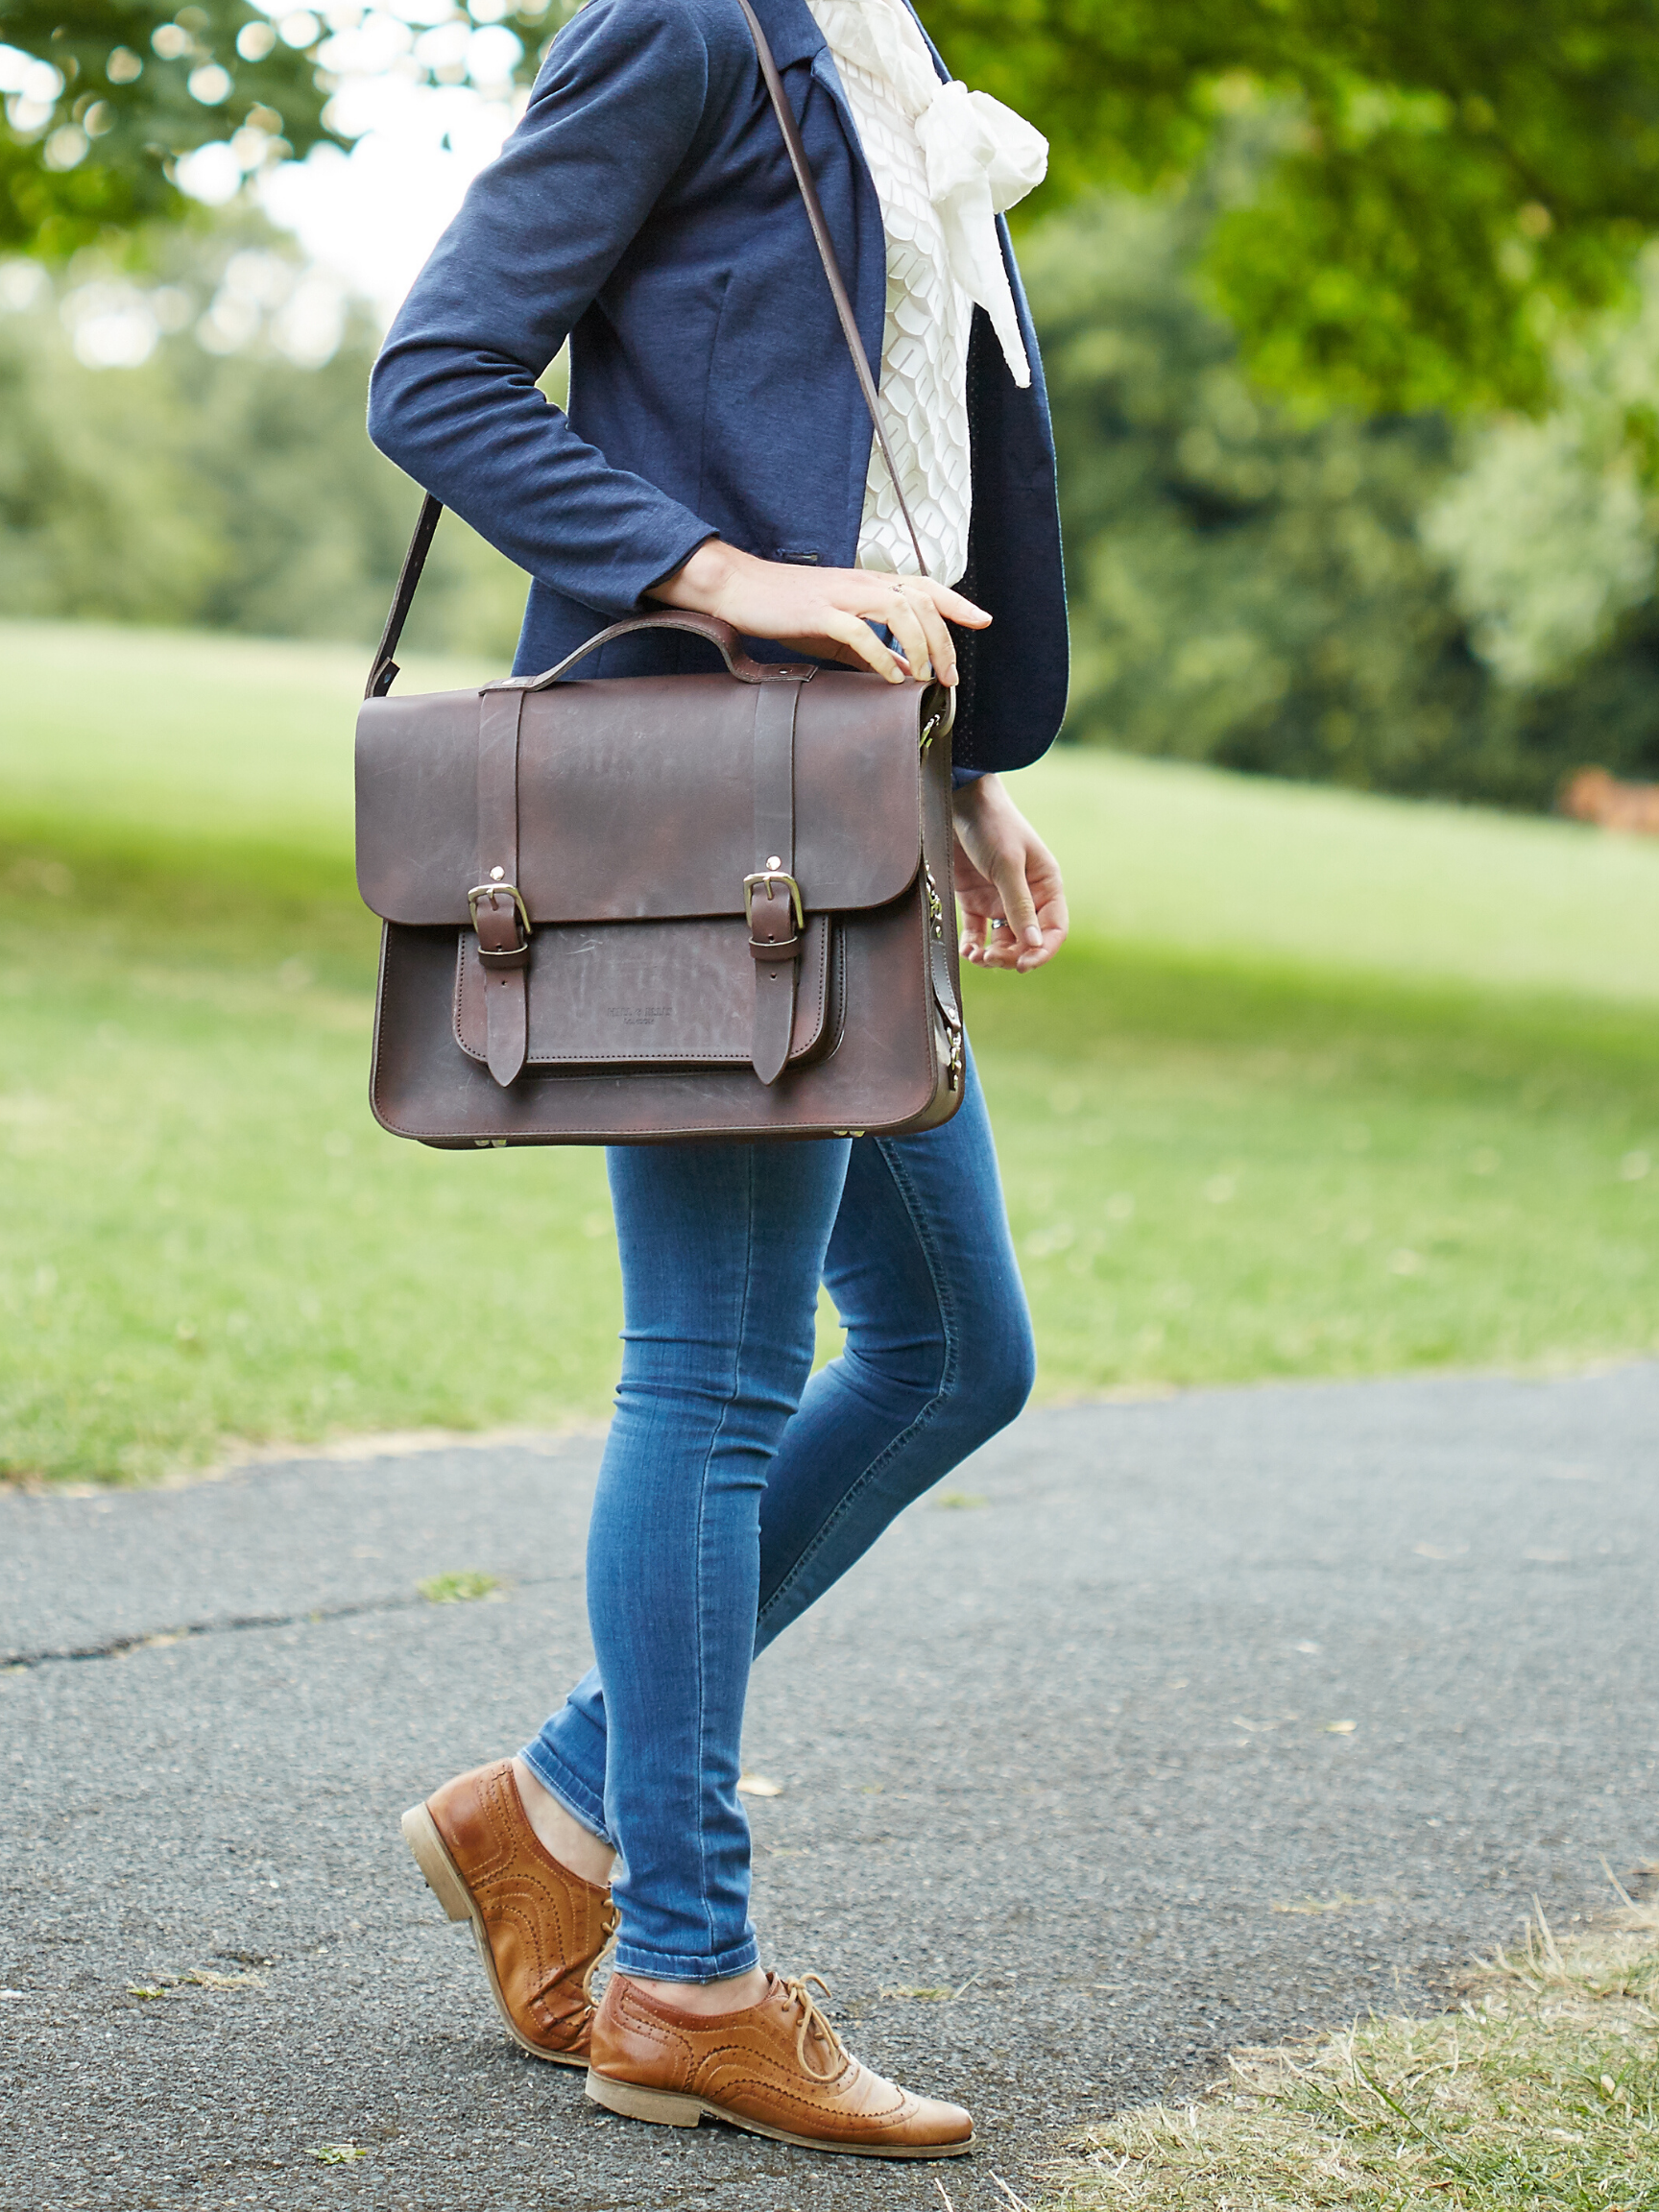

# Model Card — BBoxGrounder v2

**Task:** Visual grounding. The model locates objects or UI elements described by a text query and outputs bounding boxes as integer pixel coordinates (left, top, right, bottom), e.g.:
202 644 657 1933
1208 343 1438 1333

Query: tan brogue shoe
401 1759 617 2067
585 1970 975 2158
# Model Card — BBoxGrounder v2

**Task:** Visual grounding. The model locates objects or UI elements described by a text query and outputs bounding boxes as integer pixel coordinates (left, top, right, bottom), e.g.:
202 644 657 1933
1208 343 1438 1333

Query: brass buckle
468 882 532 939
742 870 804 929
468 882 532 971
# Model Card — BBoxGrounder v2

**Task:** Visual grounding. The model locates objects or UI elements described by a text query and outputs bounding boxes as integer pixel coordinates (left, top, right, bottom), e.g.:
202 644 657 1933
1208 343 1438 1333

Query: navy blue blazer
368 0 1068 772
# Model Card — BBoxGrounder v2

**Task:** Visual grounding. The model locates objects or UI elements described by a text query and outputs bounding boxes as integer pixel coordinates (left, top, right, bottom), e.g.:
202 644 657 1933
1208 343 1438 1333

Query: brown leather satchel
355 0 964 1148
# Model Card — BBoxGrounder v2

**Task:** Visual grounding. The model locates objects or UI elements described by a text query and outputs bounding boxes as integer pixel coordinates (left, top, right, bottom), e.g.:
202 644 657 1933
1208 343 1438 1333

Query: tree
1 0 338 253
930 0 1659 414
0 262 528 647
0 0 555 258
7 0 1659 413
1024 190 1659 805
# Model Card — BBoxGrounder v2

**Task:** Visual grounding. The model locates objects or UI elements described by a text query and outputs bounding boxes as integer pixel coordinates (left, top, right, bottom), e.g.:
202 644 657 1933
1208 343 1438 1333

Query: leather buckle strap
748 880 803 963
748 680 805 1085
475 688 530 1086
743 871 804 933
469 882 531 970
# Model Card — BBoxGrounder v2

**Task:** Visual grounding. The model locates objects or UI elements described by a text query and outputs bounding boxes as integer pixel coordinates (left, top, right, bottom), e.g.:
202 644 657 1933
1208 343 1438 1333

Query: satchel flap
356 669 925 927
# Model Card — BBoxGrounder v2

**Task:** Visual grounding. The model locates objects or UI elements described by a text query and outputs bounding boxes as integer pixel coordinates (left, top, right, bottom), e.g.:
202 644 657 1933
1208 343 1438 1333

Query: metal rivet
491 866 505 881
767 854 781 870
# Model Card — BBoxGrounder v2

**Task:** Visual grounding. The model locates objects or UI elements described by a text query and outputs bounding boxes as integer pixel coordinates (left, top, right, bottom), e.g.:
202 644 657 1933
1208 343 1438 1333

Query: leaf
307 2145 368 2165
736 1773 782 1797
417 1571 499 1604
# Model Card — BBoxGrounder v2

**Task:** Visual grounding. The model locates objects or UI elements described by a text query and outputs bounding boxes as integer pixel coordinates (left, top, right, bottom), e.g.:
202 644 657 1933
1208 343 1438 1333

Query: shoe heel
400 1801 473 1922
585 2071 705 2129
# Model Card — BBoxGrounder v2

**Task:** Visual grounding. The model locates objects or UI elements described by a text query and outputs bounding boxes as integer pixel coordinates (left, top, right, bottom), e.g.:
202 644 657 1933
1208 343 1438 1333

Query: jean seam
685 1145 757 1970
757 1136 959 1635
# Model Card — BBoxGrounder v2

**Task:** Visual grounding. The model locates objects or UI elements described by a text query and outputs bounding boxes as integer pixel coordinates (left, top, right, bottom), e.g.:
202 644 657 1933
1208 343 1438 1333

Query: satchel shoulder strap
367 0 927 699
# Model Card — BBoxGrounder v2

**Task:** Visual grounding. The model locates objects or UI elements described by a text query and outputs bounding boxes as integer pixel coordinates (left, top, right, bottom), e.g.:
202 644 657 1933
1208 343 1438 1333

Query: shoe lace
779 1972 847 2083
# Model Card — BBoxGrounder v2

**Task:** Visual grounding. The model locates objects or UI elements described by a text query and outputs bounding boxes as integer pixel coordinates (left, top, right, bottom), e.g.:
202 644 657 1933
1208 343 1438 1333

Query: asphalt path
3 1365 1655 2212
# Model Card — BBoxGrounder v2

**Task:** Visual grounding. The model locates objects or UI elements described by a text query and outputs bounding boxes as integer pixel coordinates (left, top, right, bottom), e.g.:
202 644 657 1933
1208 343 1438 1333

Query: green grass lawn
3 618 1655 1481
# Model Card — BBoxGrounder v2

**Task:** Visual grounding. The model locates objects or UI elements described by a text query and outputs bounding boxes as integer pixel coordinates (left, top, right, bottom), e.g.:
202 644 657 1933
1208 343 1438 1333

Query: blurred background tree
0 0 561 255
0 227 526 648
1031 177 1659 804
9 0 1659 414
0 0 339 254
930 0 1659 418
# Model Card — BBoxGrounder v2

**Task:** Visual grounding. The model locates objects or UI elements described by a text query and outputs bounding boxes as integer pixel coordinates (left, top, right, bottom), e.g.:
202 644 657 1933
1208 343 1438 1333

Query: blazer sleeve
367 0 721 617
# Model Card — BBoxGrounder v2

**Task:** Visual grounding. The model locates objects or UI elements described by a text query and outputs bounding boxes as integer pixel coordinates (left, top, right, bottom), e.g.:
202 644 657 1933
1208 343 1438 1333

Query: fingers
921 579 991 630
958 847 1059 974
897 585 959 685
880 579 978 683
961 916 1012 966
882 588 934 683
818 607 906 683
992 852 1044 962
875 589 928 682
818 587 952 687
1037 880 1070 947
881 584 961 685
678 556 990 680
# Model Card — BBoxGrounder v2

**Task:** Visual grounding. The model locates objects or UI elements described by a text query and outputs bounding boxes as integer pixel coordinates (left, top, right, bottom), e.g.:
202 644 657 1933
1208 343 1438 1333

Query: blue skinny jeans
519 1046 1033 1981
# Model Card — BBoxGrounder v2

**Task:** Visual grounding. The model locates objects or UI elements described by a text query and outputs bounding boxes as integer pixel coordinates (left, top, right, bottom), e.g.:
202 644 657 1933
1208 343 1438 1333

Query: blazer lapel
742 0 869 191
743 0 825 72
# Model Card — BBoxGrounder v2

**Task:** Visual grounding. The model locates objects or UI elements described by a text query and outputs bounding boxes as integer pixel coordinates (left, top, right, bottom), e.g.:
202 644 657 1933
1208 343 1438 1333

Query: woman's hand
952 774 1068 974
649 539 989 686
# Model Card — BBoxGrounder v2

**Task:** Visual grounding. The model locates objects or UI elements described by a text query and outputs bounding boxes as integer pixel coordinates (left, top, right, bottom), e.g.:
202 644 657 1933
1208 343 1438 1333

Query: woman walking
370 0 1068 2159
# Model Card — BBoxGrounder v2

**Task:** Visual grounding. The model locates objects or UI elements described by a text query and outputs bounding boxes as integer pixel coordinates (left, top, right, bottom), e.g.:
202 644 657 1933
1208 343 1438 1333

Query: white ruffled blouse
804 0 1046 583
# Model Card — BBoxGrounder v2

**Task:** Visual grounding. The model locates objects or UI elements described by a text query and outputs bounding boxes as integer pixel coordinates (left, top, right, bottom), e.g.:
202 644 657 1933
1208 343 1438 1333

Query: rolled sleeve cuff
636 522 721 612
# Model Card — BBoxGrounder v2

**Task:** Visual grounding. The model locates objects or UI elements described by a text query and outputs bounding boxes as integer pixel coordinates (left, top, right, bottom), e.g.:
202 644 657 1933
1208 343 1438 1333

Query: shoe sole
584 2069 975 2158
399 1799 589 2070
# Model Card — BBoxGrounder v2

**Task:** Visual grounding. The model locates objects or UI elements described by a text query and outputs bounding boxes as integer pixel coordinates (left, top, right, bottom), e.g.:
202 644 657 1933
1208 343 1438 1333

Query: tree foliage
0 263 524 646
0 0 558 258
6 0 1659 412
1024 191 1659 805
0 0 339 253
934 0 1659 413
